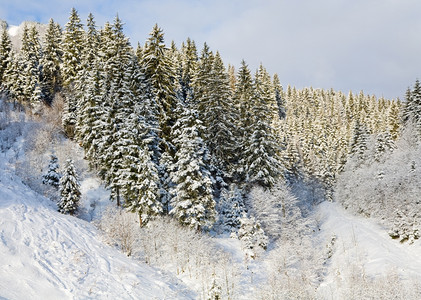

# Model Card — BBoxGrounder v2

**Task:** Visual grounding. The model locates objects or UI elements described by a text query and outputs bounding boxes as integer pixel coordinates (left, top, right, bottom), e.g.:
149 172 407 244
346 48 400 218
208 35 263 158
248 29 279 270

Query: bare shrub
96 206 140 257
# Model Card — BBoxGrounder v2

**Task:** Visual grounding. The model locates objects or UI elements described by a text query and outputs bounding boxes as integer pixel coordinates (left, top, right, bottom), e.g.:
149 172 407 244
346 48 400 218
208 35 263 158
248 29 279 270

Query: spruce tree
124 145 162 226
61 8 84 136
231 60 255 182
0 25 12 88
42 154 61 188
42 18 62 104
97 16 134 206
273 73 286 120
140 24 177 148
61 8 84 87
200 51 236 173
403 79 421 136
237 212 268 259
58 159 81 215
349 120 369 163
236 62 282 187
169 103 216 230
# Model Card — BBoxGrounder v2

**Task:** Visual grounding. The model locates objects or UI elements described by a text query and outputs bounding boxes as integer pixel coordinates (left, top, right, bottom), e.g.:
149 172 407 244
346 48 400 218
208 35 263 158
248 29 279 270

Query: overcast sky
1 0 420 99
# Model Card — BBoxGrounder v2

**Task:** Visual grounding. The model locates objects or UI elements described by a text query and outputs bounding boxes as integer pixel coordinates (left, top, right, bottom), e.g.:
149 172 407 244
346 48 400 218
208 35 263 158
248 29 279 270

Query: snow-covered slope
0 152 194 300
317 201 421 298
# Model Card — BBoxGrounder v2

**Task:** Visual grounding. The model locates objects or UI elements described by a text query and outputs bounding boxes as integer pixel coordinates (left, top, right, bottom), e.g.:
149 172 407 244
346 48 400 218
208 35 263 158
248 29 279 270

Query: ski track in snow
0 151 194 300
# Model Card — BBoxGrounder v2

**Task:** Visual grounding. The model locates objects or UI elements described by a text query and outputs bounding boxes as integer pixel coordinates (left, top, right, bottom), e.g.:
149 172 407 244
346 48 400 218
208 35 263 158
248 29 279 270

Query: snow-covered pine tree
41 18 62 104
95 16 134 206
169 103 216 230
239 63 282 188
219 184 246 232
124 145 162 226
58 159 81 215
349 119 370 164
179 38 198 102
77 58 106 163
16 25 44 109
140 24 177 148
231 60 255 182
61 8 84 136
273 73 286 120
402 79 421 137
42 154 61 188
202 51 237 175
192 43 214 115
61 8 84 87
0 25 12 88
73 13 100 132
374 130 395 162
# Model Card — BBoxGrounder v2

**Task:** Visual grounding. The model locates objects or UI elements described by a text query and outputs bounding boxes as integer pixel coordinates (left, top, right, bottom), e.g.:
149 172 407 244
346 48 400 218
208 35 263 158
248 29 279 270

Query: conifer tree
42 154 61 188
124 145 162 226
42 18 62 104
402 79 421 135
273 73 286 120
219 184 246 231
140 24 177 147
192 43 214 114
231 60 255 181
77 58 106 161
200 51 236 173
0 25 12 88
18 25 45 109
237 63 282 187
170 103 216 230
58 159 81 215
61 8 84 135
61 8 84 87
374 131 395 162
179 38 198 102
349 120 369 163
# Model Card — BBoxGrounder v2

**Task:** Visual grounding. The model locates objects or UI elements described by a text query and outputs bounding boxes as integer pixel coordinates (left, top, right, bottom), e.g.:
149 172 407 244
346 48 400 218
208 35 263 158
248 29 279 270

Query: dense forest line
1 8 420 245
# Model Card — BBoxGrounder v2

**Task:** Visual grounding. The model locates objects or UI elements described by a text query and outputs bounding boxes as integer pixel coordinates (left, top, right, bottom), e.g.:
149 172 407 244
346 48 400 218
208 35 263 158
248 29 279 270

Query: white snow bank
0 152 194 300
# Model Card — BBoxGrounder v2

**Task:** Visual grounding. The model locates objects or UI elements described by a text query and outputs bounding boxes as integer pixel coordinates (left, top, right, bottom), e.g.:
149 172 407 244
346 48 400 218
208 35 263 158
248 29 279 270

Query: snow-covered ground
0 149 194 300
1 133 421 299
317 201 421 298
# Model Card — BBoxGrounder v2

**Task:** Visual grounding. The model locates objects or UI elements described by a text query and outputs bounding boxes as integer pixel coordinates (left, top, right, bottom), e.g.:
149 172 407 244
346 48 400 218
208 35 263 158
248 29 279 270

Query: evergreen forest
1 8 421 299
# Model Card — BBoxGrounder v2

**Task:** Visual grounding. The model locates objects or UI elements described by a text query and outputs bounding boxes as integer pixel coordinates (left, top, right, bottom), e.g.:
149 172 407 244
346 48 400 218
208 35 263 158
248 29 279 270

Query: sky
0 0 420 100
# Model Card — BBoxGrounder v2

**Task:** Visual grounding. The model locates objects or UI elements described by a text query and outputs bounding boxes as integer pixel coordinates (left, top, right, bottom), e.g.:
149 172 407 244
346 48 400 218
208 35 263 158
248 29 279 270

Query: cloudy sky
1 0 420 99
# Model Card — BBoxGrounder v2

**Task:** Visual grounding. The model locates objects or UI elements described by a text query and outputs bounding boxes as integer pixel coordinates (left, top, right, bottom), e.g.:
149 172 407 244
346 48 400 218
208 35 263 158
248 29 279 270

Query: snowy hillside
317 201 421 299
0 149 194 300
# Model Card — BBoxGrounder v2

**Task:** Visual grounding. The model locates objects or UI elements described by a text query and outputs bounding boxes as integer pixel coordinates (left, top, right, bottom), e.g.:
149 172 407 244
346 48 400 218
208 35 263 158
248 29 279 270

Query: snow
0 149 194 300
7 25 19 37
317 201 421 298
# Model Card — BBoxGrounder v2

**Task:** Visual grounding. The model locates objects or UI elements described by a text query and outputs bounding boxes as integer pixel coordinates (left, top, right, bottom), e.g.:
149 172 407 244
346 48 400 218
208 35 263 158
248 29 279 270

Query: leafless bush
97 211 241 299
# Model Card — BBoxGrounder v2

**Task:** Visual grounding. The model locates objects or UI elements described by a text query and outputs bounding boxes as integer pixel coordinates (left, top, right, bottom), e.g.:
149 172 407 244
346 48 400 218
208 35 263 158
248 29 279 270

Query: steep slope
0 152 194 300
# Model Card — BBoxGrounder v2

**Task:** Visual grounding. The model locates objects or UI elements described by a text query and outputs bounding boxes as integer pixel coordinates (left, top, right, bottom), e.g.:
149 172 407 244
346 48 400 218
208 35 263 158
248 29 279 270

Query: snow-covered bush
253 230 324 299
332 264 421 300
137 217 240 299
96 206 140 256
248 181 314 242
237 212 268 259
97 212 241 299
